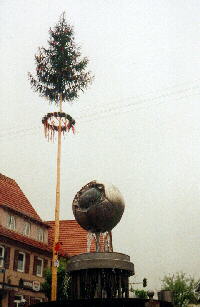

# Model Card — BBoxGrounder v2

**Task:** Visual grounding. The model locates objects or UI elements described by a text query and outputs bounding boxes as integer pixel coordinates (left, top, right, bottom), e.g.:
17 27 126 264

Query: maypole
51 94 62 300
28 12 93 301
42 98 75 301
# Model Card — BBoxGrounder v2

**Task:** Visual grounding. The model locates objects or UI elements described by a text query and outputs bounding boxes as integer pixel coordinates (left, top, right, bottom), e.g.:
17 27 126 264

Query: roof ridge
0 173 42 222
0 173 16 186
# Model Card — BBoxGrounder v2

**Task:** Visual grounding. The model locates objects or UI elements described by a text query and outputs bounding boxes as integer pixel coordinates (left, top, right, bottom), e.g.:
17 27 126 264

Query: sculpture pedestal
67 252 134 299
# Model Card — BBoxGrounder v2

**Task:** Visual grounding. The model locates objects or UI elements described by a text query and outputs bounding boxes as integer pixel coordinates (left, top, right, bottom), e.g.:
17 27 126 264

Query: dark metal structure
31 298 174 307
72 181 125 233
67 252 134 299
69 181 134 300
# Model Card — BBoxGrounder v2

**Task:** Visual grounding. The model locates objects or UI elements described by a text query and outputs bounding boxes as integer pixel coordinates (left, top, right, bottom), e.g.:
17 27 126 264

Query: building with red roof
0 173 103 306
47 220 104 257
0 174 52 306
47 220 96 257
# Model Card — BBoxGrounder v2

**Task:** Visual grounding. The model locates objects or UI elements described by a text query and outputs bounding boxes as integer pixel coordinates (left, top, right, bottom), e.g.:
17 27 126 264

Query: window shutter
33 256 37 275
43 259 48 276
13 250 19 271
25 253 30 274
4 247 10 269
44 259 48 268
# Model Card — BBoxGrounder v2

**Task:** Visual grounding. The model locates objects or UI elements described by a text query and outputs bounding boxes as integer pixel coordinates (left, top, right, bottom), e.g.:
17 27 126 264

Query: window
17 252 25 272
37 228 44 242
0 246 5 267
7 215 16 230
23 222 31 236
36 258 43 277
14 251 29 273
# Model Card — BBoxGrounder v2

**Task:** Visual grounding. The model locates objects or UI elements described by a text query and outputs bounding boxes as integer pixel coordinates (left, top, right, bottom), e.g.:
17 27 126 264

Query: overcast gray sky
1 0 200 291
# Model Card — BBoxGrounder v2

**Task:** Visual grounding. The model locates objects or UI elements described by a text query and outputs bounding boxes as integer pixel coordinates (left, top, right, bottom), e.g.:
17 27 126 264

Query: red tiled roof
47 220 101 257
0 225 51 252
0 173 42 222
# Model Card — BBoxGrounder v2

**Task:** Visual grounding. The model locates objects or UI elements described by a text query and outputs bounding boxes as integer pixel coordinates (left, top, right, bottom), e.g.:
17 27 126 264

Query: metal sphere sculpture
72 181 125 233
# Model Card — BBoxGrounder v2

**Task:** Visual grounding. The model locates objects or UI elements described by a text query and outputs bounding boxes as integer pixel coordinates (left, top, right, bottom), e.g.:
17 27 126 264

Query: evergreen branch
28 12 93 104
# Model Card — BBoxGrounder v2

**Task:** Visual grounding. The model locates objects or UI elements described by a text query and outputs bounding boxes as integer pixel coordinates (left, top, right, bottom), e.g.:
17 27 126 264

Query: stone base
67 252 134 299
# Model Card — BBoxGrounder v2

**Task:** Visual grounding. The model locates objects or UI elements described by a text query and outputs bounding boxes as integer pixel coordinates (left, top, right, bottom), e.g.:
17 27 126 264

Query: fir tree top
28 13 93 104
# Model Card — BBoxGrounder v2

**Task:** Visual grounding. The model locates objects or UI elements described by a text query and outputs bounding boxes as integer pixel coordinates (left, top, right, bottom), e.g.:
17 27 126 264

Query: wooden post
51 94 63 301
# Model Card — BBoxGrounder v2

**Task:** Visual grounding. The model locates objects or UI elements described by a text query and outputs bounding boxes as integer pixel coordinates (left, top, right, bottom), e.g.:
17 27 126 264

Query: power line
71 78 200 115
1 78 199 135
0 90 199 140
77 85 200 121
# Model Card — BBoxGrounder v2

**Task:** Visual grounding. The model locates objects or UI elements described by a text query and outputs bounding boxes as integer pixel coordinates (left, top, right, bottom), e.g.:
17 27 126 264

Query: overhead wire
1 78 200 135
1 93 199 141
76 85 200 122
0 81 199 140
0 92 199 140
78 77 200 113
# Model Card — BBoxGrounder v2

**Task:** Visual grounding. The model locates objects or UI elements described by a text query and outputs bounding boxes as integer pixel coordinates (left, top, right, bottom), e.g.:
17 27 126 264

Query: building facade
0 173 104 306
0 174 52 306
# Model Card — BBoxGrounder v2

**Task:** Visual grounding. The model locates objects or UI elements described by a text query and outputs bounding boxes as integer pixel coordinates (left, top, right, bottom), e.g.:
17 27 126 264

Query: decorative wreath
42 112 75 141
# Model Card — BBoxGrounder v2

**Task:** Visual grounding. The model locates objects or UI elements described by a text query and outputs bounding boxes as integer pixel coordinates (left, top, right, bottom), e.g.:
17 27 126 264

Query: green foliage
161 272 199 307
134 289 148 299
42 267 51 299
29 12 93 104
42 258 71 301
